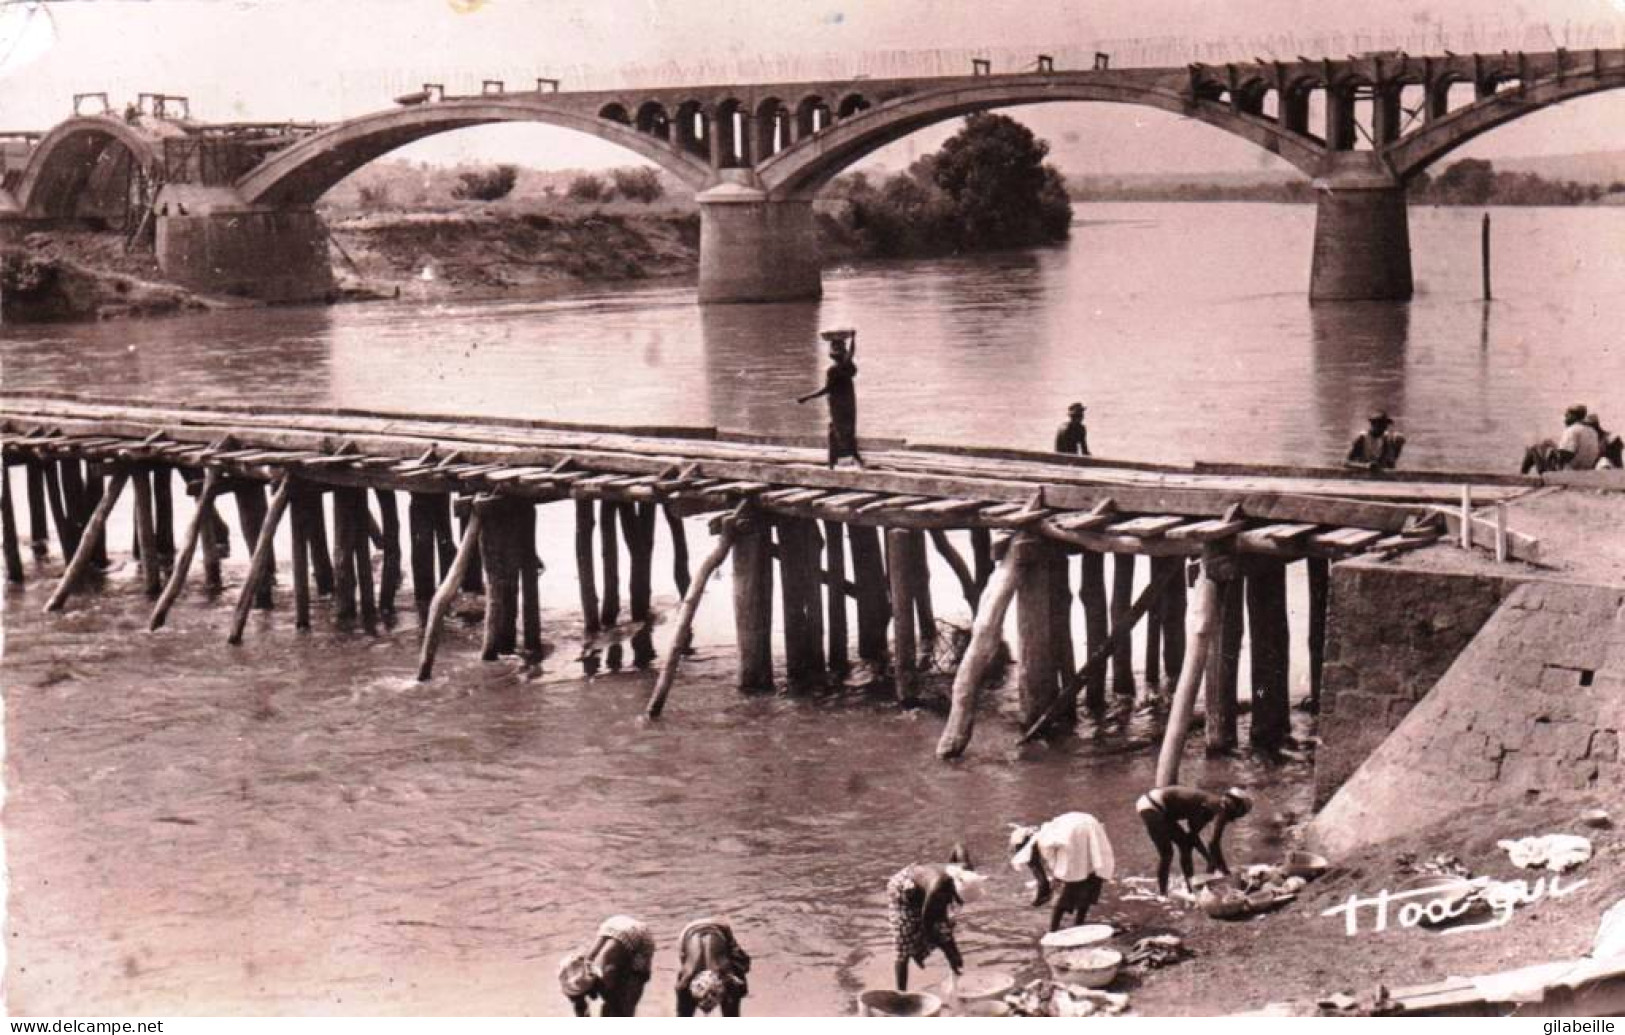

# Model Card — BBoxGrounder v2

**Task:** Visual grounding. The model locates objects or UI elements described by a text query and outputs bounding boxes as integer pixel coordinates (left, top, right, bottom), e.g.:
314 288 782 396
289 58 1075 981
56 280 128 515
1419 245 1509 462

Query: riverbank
1 231 218 322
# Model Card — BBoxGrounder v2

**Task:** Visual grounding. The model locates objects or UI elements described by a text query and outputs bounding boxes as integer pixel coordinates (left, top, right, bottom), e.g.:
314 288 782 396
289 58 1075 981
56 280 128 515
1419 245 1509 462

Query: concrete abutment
1309 156 1414 303
155 201 334 303
697 183 821 304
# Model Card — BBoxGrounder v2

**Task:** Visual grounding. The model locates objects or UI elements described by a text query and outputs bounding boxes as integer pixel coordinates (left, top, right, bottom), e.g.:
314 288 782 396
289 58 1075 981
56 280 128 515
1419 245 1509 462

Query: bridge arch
13 116 168 218
757 79 1324 200
236 99 714 207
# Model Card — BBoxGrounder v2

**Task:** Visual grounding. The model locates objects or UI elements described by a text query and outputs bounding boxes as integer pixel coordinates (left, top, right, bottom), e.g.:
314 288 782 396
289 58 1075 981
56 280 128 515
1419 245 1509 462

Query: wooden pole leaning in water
1157 546 1235 786
2 464 24 583
44 468 129 613
937 533 1031 760
149 469 223 630
645 506 744 719
226 476 293 645
416 502 487 681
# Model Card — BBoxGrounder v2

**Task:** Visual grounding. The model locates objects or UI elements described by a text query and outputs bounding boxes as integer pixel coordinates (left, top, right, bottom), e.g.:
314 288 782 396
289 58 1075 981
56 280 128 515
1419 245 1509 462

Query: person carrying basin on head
1136 785 1252 897
1345 410 1405 471
1009 811 1115 932
558 914 655 1016
1055 402 1090 456
885 843 985 991
796 328 864 469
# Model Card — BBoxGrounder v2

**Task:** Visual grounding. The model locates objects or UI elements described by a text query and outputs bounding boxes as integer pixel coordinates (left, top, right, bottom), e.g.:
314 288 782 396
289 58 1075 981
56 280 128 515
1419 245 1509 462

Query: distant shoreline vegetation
1068 158 1625 207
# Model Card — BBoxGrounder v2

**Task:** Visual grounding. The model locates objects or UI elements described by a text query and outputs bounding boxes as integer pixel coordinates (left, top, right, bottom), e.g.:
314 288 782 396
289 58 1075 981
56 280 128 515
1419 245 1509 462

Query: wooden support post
375 489 402 616
1144 579 1164 687
971 528 993 600
907 531 935 666
1205 562 1245 754
478 497 517 659
777 516 827 684
297 490 331 596
83 462 109 569
233 483 275 610
226 477 292 645
416 506 485 681
43 462 81 560
1049 545 1075 695
459 502 485 594
408 493 439 618
25 459 49 557
430 494 456 581
574 498 601 635
1158 556 1188 687
599 499 621 627
621 501 656 624
2 465 24 583
60 460 88 553
1110 553 1137 697
849 524 890 664
152 465 175 571
732 508 774 691
150 469 223 630
1481 211 1492 301
664 503 691 598
347 488 378 632
646 509 741 719
199 488 224 591
887 527 919 702
518 501 542 657
1078 550 1109 709
331 488 358 622
824 519 849 674
938 533 1031 759
1307 557 1329 711
1016 540 1060 729
1494 501 1509 563
43 469 128 613
1156 546 1233 786
1247 557 1291 752
291 488 312 631
130 467 162 598
929 529 980 611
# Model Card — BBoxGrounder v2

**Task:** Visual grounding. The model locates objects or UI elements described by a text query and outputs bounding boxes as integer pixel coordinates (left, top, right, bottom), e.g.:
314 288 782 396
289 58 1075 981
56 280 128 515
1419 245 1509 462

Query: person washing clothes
1136 786 1252 897
886 844 986 992
1009 812 1115 932
557 914 656 1016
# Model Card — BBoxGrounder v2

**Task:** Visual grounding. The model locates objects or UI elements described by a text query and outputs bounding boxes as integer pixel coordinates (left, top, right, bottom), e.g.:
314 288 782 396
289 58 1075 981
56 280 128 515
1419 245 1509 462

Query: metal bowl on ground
951 971 1015 1004
1284 850 1330 880
957 999 1012 1017
857 990 944 1017
1039 923 1114 958
1045 947 1124 988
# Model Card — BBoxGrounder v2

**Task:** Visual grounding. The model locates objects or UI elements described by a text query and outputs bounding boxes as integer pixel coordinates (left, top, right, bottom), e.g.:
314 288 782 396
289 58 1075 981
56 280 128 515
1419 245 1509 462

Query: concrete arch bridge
2 46 1622 304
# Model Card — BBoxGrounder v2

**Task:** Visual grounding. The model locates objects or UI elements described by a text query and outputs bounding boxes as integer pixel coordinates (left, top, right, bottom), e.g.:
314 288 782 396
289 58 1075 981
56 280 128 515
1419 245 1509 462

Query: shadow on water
698 301 824 434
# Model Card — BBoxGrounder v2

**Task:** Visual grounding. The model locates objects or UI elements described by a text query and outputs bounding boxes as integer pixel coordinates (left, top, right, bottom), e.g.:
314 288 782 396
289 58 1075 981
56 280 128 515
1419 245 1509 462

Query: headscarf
945 863 987 905
689 969 727 1013
1008 824 1041 870
557 951 599 999
1223 787 1254 818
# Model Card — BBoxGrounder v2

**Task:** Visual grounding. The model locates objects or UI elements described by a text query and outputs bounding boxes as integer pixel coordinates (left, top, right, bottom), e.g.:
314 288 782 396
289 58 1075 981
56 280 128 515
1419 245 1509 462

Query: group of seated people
559 783 1251 1013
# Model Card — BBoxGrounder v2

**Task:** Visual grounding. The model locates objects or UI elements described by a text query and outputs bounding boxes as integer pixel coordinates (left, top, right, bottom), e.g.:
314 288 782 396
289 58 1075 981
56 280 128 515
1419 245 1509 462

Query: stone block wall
156 207 334 302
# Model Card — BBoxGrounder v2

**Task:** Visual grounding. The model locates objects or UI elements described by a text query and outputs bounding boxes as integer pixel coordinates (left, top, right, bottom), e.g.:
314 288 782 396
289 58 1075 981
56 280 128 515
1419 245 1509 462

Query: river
2 202 1620 1015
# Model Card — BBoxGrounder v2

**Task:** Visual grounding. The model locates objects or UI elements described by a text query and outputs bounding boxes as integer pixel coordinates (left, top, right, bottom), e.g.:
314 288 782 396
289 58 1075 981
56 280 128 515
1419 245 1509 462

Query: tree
451 164 518 202
611 167 664 203
1430 158 1496 205
928 113 1073 249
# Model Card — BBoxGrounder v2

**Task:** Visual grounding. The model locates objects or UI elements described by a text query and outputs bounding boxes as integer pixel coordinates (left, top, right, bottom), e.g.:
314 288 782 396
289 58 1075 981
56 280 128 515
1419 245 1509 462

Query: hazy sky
3 0 1624 175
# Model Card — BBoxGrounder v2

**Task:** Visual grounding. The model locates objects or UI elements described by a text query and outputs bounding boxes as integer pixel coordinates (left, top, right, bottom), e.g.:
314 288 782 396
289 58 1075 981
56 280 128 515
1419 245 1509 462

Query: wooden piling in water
60 460 89 556
1156 546 1232 786
1016 539 1060 729
331 488 358 622
306 490 334 596
149 469 223 630
375 489 402 616
130 467 162 598
848 524 890 664
83 462 108 569
823 519 849 674
416 505 485 681
2 465 23 583
971 528 993 600
1110 553 1137 697
621 501 656 624
345 488 378 632
598 499 621 627
1205 564 1245 754
25 459 49 558
227 477 292 645
1307 557 1328 711
1158 556 1188 688
1048 545 1075 697
906 530 934 668
44 469 128 612
886 527 919 702
518 500 542 658
199 487 224 592
408 492 440 619
1078 550 1109 709
291 487 312 631
646 508 741 719
1247 557 1291 752
1144 584 1164 687
732 508 774 691
573 498 601 635
777 516 827 684
938 533 1030 759
664 503 691 598
152 466 175 572
478 497 517 659
43 462 81 561
234 483 275 610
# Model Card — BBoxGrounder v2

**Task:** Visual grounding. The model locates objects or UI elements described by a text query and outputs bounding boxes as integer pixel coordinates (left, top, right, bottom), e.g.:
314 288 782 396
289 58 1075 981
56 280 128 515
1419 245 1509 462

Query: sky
2 0 1624 176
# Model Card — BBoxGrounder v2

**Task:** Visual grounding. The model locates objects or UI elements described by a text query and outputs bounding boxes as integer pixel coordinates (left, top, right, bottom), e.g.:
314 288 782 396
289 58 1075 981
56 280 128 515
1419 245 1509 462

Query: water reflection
1308 301 1411 462
698 301 823 434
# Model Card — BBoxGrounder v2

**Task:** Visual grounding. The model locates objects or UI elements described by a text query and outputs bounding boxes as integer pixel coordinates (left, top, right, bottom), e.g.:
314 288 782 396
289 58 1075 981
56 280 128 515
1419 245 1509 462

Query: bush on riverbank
828 113 1073 257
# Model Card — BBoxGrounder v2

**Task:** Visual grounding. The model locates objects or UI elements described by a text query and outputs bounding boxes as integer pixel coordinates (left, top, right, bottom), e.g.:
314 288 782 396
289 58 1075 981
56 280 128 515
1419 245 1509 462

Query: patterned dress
886 868 959 966
598 915 655 980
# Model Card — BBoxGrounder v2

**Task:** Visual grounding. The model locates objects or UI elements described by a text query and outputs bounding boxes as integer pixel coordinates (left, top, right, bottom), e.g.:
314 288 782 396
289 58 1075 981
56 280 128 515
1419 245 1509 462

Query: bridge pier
154 191 334 302
697 180 821 304
1309 156 1414 302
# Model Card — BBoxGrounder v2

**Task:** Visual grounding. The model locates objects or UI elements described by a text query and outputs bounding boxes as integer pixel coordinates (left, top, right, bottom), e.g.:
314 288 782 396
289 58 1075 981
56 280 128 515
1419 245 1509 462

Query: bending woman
885 845 985 991
1009 812 1115 932
1136 786 1252 896
557 914 656 1017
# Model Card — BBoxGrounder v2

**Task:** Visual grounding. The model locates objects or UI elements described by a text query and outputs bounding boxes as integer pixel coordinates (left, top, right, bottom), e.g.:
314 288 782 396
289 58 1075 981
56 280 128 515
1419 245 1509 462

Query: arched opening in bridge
1340 77 1377 151
715 98 749 167
837 93 872 119
598 103 632 126
755 98 791 158
675 100 710 160
21 128 154 232
635 101 671 142
797 95 832 138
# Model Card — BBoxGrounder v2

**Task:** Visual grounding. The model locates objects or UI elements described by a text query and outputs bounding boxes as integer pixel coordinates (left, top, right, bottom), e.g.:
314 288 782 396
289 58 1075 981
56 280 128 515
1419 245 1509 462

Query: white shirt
1559 422 1602 470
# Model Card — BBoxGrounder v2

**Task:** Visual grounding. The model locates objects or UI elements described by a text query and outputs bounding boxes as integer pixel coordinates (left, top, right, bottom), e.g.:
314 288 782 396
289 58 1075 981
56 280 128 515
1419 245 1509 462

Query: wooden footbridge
0 393 1541 760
